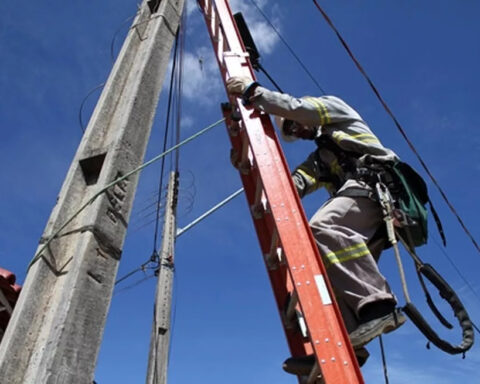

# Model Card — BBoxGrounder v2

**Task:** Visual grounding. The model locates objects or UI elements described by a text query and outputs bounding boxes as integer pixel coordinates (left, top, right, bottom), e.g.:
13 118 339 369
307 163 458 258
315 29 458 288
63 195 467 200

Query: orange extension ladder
197 0 364 382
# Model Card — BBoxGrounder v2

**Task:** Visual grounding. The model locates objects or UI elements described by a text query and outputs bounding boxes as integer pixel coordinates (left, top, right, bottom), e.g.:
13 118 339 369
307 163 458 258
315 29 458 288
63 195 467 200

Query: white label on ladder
297 312 308 338
314 275 332 305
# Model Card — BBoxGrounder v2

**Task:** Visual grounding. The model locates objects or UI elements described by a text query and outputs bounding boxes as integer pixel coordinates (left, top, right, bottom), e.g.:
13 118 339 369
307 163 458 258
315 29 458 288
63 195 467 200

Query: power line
29 117 226 269
78 83 105 132
152 29 181 254
432 235 480 306
78 12 137 134
176 188 244 237
115 257 158 286
378 336 390 384
248 0 326 94
312 0 480 257
110 14 137 63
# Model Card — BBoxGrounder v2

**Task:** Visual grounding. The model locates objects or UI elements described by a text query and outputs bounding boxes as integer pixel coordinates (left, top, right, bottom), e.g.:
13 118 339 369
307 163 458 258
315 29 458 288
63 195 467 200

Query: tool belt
315 134 445 248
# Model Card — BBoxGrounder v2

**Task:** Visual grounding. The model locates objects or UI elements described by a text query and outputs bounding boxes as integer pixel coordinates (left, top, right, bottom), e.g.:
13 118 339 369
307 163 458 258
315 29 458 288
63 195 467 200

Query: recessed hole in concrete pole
147 0 161 13
79 153 106 186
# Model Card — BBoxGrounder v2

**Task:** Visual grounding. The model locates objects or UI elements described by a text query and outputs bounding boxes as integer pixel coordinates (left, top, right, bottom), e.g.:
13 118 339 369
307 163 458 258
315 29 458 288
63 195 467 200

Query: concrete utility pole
0 0 185 383
146 171 179 384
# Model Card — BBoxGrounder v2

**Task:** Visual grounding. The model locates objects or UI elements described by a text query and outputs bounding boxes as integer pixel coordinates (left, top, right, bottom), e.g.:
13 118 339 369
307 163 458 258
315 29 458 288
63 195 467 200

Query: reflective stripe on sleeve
332 131 381 145
323 242 370 267
304 97 331 125
296 167 321 192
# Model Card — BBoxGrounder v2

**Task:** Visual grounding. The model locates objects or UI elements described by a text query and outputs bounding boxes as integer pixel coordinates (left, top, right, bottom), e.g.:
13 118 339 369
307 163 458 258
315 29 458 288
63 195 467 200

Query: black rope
256 62 283 93
248 0 326 95
175 9 187 173
312 0 480 257
110 14 136 63
115 256 158 286
432 235 480 306
378 336 390 384
78 83 105 132
473 321 480 334
114 274 156 295
152 29 180 253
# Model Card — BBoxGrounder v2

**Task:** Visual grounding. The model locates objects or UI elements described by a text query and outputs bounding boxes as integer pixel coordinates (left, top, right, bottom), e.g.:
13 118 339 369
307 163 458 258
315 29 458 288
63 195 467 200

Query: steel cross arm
197 0 364 383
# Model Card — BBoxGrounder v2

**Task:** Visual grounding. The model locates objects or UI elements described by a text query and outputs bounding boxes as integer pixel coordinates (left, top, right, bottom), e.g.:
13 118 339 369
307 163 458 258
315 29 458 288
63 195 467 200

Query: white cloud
181 115 194 128
174 0 283 102
185 0 199 17
228 0 281 55
181 46 223 101
164 45 222 104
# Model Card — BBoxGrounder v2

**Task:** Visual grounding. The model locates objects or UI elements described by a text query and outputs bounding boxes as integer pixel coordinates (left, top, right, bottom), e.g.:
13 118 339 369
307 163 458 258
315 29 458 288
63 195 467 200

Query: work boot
349 308 406 348
282 346 370 376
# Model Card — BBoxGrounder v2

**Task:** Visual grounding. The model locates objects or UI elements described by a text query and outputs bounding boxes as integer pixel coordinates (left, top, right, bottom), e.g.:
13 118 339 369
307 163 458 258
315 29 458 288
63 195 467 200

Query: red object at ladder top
198 0 364 383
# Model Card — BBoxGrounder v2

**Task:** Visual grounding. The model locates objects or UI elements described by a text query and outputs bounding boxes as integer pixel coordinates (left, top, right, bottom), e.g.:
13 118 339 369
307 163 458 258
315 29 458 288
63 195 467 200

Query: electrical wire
130 210 167 235
310 0 480 353
176 188 244 237
78 83 105 132
114 274 156 295
432 235 480 305
378 336 390 384
151 9 188 381
78 12 137 133
130 191 167 221
28 117 225 269
110 14 137 63
175 12 186 173
152 30 181 254
248 0 326 94
115 257 158 286
312 0 480 257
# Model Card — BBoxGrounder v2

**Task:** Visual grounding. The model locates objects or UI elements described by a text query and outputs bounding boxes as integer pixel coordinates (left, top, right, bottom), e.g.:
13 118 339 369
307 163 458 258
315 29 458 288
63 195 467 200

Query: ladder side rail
233 101 362 383
222 108 311 357
199 1 363 382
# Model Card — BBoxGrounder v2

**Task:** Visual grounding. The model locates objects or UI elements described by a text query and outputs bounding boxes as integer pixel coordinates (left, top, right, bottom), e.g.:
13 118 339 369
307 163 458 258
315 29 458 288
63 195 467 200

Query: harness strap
416 269 453 329
429 199 447 246
396 231 474 355
334 187 376 200
402 263 474 355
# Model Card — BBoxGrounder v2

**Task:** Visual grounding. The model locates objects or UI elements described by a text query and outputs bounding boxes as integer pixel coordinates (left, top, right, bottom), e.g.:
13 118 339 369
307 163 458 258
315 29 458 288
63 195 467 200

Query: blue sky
1 1 480 383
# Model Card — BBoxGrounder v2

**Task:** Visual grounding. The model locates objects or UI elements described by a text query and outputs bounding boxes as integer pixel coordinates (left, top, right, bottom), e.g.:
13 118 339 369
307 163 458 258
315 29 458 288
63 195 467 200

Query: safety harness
315 134 475 355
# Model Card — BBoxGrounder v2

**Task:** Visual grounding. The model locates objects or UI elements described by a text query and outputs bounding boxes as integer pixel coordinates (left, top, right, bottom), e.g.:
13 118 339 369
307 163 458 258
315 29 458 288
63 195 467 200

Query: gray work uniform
250 87 398 332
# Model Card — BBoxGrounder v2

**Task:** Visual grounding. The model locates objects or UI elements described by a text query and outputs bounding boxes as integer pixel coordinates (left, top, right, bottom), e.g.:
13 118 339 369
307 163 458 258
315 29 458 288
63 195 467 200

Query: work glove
226 76 253 96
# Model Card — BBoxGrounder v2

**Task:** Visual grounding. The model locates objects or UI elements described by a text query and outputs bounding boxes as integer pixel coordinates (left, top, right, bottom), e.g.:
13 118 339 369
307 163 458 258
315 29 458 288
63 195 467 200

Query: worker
226 76 406 374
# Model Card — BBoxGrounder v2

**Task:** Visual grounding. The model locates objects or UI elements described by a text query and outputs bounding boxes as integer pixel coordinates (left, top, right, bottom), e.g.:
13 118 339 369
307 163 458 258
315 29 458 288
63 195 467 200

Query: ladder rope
28 117 225 270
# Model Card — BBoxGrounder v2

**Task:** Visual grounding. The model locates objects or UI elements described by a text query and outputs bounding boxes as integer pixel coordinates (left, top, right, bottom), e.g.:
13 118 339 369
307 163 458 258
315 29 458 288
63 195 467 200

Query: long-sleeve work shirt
249 87 399 197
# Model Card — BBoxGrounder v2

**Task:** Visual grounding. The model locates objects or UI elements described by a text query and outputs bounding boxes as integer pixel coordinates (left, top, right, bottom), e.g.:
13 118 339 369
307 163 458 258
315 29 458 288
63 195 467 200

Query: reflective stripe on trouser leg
309 190 396 333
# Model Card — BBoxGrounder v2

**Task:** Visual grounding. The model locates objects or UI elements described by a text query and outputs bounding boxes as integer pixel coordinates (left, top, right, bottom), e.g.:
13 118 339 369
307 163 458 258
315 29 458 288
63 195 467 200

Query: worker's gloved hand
226 76 253 96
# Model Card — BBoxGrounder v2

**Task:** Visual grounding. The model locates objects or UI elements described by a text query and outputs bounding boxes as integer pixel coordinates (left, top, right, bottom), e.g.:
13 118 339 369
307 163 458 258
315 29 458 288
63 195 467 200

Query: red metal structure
0 269 21 341
197 0 364 382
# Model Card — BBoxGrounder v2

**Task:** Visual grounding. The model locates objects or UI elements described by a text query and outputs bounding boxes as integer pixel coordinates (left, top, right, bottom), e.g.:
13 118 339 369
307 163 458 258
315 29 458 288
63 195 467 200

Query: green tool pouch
390 161 429 247
389 161 446 247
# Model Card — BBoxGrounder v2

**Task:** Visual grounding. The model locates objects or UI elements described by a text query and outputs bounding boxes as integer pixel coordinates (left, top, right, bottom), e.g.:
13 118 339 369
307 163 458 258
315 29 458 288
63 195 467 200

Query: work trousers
309 180 396 333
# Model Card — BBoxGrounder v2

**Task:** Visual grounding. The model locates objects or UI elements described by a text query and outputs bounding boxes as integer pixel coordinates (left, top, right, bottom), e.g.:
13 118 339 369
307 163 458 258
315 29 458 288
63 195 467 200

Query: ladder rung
250 177 267 218
264 228 282 270
306 362 323 384
283 293 308 337
227 119 241 137
285 290 298 322
297 310 308 338
238 132 252 175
